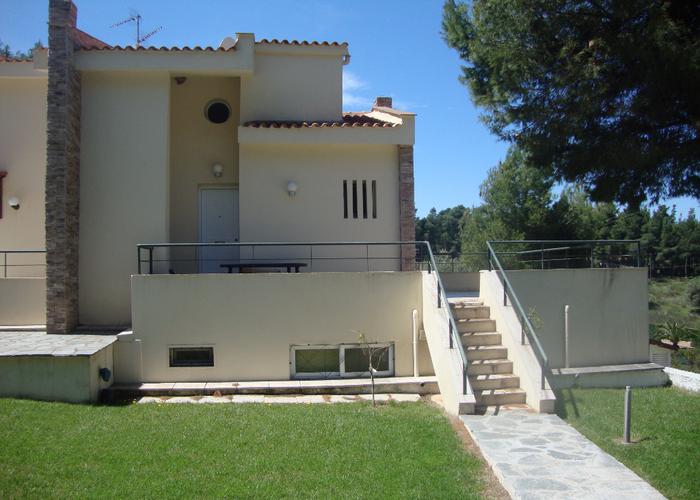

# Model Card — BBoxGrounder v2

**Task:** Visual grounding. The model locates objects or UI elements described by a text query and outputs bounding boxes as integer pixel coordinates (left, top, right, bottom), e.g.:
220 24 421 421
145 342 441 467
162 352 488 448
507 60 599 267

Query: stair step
462 331 501 346
457 318 497 333
448 298 482 306
466 345 507 361
469 373 520 390
450 304 490 320
467 359 513 375
475 388 527 406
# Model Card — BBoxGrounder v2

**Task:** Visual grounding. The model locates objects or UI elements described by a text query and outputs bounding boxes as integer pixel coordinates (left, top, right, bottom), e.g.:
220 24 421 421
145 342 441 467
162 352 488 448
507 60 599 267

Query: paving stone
0 331 116 356
461 409 665 499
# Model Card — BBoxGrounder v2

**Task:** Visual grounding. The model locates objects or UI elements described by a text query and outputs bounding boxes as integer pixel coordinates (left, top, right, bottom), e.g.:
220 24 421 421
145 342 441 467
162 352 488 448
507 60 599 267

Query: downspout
412 309 419 377
564 305 570 369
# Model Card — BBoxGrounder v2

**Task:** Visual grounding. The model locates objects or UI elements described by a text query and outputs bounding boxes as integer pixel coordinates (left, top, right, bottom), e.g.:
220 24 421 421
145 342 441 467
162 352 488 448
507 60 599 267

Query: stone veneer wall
46 0 81 333
399 144 416 271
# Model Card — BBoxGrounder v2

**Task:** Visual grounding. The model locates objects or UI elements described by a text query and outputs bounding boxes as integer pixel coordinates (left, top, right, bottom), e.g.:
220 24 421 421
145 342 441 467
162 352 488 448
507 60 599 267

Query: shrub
688 279 700 310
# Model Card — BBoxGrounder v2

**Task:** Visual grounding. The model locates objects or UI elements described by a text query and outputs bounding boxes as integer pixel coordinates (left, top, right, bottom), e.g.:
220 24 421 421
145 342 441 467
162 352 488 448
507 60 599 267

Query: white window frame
290 343 394 379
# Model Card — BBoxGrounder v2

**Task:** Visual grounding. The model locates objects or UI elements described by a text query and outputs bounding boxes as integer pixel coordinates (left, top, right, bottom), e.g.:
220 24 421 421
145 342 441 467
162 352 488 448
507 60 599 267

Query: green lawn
0 399 486 499
556 387 700 500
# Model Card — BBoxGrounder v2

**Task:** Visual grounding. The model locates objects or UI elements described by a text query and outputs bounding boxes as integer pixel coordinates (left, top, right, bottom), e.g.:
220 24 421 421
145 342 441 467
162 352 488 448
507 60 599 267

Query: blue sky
3 0 697 217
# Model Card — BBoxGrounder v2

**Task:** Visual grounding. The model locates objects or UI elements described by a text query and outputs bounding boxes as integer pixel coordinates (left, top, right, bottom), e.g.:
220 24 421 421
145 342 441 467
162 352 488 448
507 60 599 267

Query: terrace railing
0 250 46 278
136 241 470 395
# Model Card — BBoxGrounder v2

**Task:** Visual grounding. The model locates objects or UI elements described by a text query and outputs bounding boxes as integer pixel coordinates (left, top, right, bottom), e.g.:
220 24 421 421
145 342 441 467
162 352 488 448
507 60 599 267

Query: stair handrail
422 241 470 395
486 241 549 390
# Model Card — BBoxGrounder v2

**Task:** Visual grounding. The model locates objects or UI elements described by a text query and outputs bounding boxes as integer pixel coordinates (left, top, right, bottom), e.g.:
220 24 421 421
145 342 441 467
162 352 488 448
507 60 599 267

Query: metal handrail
136 240 471 395
423 243 470 395
486 241 549 390
488 240 643 269
0 249 46 278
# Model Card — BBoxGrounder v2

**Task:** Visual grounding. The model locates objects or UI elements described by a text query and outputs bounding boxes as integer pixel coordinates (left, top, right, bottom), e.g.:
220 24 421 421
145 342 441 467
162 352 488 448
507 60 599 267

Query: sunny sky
2 0 698 217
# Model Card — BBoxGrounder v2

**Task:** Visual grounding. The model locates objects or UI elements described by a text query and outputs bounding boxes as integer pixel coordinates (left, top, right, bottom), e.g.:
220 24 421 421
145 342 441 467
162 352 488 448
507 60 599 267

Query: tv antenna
111 12 162 47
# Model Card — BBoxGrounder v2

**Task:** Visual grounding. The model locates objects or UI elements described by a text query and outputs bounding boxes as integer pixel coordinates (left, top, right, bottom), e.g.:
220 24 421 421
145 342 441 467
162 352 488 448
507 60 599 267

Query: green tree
0 40 44 60
442 0 700 206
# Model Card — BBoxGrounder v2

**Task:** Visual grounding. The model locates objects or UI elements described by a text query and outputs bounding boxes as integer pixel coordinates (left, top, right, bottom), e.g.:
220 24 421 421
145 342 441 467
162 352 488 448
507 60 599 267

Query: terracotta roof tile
73 28 110 50
256 39 348 47
243 113 397 129
78 44 236 52
0 55 33 63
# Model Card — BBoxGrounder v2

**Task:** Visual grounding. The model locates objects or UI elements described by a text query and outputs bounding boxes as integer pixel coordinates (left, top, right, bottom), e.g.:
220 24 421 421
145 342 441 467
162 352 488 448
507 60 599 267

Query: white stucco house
0 0 665 412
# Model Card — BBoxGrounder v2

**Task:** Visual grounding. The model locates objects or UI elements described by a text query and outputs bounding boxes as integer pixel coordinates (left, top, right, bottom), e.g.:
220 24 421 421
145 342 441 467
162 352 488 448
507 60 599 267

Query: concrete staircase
450 297 526 408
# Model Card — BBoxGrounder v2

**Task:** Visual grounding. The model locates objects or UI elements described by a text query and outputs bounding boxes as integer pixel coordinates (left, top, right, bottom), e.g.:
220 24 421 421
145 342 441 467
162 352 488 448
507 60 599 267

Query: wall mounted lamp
287 181 298 197
7 196 20 210
212 163 223 178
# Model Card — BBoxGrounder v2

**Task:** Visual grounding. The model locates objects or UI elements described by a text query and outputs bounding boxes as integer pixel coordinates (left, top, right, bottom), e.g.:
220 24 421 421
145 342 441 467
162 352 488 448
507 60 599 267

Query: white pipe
412 309 419 377
564 304 570 368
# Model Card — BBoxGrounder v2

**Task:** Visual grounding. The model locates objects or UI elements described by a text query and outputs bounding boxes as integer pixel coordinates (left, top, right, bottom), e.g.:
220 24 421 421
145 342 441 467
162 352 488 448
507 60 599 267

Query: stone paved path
138 394 425 404
461 408 665 500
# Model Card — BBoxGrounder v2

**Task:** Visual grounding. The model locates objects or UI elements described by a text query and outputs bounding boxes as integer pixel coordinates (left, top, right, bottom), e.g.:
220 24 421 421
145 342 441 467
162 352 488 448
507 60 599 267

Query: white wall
128 272 424 382
0 278 45 326
239 144 400 271
0 78 46 261
505 268 650 368
170 75 240 244
240 52 342 122
79 72 170 325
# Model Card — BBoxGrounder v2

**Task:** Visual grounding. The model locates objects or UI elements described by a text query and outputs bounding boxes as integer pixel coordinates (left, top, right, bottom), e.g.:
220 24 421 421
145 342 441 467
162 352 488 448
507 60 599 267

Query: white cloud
343 70 373 110
343 70 367 92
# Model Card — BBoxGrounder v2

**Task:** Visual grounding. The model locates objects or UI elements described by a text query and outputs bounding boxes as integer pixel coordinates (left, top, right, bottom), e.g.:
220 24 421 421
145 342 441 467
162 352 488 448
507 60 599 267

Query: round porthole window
205 100 231 124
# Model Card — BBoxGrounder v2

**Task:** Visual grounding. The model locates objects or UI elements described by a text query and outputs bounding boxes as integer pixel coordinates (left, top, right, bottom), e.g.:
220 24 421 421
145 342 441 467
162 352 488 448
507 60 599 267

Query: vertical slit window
352 180 358 219
342 180 348 219
362 180 368 219
371 180 377 219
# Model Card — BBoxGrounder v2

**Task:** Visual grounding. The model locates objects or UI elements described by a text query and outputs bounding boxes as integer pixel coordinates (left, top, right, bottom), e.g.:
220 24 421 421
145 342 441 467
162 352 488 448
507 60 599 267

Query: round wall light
212 163 224 178
287 181 298 197
7 196 19 210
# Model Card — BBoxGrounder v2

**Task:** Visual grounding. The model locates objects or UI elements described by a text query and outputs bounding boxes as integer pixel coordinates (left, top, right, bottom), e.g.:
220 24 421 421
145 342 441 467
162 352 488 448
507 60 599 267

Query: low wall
128 272 431 382
505 268 649 368
0 345 113 403
664 367 700 393
441 272 480 293
0 278 45 326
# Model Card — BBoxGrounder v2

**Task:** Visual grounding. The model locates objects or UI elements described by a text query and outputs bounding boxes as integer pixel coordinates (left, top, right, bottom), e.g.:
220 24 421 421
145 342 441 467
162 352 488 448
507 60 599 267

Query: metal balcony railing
0 250 46 278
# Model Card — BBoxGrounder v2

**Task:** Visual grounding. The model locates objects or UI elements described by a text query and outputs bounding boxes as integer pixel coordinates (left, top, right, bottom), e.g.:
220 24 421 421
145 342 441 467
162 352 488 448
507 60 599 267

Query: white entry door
199 188 239 273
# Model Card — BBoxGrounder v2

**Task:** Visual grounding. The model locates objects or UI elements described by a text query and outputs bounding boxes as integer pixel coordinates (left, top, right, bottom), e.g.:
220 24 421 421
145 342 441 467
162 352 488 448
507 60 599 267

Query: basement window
291 344 394 379
169 347 214 367
204 100 231 124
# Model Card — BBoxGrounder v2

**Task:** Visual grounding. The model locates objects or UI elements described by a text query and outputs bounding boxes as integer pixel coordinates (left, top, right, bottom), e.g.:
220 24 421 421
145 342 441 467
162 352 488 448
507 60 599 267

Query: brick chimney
46 0 81 333
374 96 393 108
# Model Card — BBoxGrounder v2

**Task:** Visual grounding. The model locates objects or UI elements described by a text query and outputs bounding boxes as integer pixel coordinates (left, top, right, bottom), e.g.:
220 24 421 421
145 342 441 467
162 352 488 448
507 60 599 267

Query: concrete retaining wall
664 367 700 392
0 345 113 403
442 272 480 292
127 272 432 382
505 268 649 368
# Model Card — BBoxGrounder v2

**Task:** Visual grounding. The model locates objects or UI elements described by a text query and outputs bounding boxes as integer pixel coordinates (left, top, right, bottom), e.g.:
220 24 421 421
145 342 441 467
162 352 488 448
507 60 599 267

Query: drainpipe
412 309 419 377
564 305 570 369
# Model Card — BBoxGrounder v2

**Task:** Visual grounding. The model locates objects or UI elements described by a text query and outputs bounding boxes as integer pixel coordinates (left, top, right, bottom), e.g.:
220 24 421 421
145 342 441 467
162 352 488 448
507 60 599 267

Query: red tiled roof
256 39 348 47
73 28 110 50
78 44 236 52
0 55 32 63
243 113 397 129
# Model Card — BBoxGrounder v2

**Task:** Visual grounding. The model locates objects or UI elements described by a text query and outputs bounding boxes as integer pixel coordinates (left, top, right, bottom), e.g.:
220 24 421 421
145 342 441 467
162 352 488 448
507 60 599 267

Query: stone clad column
398 145 416 271
46 0 81 333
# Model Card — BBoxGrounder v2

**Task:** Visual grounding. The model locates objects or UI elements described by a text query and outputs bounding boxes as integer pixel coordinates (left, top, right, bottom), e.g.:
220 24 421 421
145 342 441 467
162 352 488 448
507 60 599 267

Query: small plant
656 320 698 349
527 306 543 331
355 332 390 406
